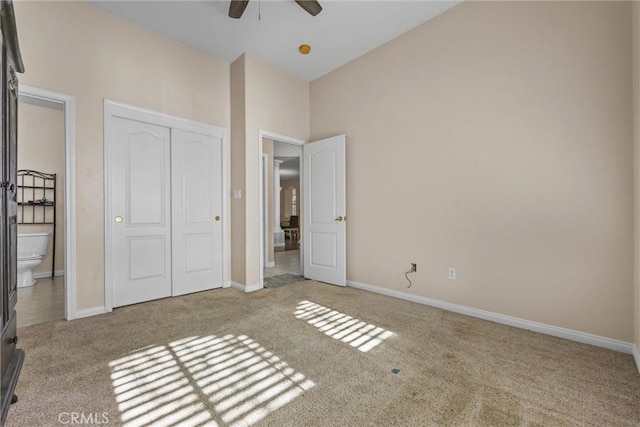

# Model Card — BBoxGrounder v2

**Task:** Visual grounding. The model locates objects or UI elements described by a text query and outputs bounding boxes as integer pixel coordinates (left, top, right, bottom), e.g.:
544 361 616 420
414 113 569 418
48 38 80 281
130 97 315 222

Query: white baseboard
274 243 285 248
230 282 262 293
346 280 634 354
245 283 262 292
633 345 640 374
265 262 275 268
33 270 64 279
230 281 245 292
72 306 107 320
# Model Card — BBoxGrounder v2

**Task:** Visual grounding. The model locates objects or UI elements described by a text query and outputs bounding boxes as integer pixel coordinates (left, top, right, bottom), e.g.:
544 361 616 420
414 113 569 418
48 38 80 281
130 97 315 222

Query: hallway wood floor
15 276 64 327
264 249 301 279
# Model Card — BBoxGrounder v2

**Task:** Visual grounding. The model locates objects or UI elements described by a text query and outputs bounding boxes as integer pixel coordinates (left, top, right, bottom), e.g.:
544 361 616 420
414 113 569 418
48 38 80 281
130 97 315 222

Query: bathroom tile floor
264 249 301 279
16 276 65 327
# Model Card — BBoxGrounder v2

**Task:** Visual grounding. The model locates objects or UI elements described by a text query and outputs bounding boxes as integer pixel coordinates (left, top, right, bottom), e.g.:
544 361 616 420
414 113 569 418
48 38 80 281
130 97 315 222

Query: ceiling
91 0 461 81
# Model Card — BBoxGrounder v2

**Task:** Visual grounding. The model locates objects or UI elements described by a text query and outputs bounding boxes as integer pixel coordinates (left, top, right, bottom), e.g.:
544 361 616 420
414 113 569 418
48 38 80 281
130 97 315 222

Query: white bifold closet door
170 129 223 296
111 117 172 307
110 117 223 308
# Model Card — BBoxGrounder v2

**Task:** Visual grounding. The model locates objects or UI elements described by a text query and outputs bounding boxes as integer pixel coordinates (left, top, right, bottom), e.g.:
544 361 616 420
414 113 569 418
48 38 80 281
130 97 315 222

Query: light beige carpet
6 281 640 426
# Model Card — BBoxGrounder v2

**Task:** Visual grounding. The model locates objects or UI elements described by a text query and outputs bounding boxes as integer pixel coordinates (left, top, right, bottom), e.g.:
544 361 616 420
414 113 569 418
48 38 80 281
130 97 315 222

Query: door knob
215 216 221 221
115 216 123 223
335 216 343 222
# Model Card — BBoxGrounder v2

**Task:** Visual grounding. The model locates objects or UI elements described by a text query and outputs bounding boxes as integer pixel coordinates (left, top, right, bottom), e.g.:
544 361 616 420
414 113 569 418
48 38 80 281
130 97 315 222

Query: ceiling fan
229 0 322 19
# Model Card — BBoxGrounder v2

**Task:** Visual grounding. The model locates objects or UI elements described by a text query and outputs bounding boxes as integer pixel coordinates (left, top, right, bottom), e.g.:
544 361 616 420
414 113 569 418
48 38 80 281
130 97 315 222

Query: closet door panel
110 117 172 307
183 142 212 223
128 137 167 225
171 129 223 296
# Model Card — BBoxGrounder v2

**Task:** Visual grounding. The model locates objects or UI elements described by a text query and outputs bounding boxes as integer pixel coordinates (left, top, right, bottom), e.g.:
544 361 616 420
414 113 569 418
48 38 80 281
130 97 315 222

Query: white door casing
111 117 172 307
171 129 223 296
303 135 346 286
18 85 77 320
262 154 271 267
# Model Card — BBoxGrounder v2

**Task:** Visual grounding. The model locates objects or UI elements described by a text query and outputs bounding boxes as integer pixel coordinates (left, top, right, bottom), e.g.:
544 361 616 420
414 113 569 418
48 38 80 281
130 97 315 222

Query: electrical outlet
448 268 456 280
411 263 417 272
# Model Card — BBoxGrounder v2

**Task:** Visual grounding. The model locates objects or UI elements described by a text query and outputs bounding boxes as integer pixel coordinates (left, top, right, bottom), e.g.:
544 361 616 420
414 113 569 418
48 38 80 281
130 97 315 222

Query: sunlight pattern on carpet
109 335 315 427
294 300 395 352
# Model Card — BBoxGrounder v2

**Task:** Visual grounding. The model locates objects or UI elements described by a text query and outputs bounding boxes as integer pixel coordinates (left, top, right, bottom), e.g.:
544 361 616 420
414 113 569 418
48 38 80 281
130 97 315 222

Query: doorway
259 131 304 288
259 132 347 288
15 85 76 325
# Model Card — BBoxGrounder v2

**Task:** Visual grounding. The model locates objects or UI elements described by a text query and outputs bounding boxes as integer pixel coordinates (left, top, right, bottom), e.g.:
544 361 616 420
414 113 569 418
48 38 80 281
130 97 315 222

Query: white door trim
261 154 275 268
18 84 77 320
258 130 305 289
104 100 230 312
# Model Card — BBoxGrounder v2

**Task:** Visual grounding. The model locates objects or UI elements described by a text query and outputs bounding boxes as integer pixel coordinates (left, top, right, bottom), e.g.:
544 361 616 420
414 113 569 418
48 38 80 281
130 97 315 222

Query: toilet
17 232 50 288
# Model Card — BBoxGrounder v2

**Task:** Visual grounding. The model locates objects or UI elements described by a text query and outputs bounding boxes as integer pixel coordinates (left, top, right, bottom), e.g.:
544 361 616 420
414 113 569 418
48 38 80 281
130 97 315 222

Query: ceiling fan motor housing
229 0 322 19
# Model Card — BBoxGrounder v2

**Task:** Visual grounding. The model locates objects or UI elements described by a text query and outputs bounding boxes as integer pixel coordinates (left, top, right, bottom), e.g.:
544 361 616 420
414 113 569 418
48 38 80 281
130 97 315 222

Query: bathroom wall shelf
16 170 56 279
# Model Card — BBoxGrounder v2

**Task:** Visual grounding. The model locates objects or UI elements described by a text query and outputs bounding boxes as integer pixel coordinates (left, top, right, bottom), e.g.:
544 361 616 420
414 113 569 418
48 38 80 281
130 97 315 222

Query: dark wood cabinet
0 1 24 425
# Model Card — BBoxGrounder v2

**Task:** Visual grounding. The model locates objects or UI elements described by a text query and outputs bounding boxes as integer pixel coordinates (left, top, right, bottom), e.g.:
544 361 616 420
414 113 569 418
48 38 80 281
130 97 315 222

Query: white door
303 135 346 286
111 117 172 307
171 129 223 296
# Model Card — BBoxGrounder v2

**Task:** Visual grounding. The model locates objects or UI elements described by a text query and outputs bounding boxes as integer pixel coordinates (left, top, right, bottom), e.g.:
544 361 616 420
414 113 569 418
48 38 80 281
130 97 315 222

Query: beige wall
231 55 247 285
14 1 230 310
17 101 65 274
633 1 640 352
238 53 309 286
15 0 635 342
263 138 275 264
311 1 633 341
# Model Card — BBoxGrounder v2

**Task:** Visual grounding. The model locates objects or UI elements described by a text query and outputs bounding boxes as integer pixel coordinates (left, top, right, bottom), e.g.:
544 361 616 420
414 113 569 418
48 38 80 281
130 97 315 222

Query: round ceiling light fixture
299 44 311 55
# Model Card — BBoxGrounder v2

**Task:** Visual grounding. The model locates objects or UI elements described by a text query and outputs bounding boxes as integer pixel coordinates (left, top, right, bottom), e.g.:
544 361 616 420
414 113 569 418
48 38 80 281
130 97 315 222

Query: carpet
263 274 306 288
5 281 640 426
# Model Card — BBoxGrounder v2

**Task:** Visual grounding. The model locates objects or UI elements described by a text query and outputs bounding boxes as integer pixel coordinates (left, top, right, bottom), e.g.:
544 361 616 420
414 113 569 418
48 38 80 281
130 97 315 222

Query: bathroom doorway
15 86 75 326
260 133 304 288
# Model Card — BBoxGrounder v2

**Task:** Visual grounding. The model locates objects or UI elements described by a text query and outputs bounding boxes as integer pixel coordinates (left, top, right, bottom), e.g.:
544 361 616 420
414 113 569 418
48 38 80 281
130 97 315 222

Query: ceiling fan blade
295 0 322 17
229 0 250 19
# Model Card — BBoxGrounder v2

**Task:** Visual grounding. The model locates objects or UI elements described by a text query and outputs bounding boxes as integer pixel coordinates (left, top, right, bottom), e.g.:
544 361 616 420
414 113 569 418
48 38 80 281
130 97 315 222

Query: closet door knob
115 216 123 223
215 216 221 221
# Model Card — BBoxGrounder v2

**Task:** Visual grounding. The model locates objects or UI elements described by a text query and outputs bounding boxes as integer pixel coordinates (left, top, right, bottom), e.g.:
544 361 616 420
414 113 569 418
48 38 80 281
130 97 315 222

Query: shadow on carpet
264 273 306 288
